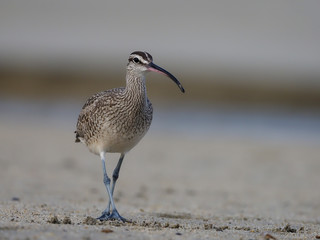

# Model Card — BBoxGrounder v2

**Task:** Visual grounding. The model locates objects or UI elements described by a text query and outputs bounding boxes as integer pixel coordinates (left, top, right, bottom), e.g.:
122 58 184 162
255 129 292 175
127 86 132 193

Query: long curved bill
148 62 185 93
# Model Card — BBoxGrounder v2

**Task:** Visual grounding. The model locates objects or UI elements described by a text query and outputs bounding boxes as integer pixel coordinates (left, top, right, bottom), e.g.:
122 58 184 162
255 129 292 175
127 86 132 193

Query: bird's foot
97 210 110 220
97 209 129 223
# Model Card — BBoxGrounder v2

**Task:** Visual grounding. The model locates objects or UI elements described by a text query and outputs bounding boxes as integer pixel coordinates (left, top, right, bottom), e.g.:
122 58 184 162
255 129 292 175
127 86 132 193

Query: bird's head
127 51 185 93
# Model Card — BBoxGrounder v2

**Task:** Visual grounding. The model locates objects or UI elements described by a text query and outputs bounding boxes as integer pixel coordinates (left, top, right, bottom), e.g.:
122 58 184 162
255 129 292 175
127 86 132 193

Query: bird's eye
133 57 140 63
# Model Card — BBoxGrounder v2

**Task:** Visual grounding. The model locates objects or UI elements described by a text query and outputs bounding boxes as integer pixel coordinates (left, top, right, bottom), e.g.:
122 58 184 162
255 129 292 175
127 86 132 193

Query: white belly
87 128 149 155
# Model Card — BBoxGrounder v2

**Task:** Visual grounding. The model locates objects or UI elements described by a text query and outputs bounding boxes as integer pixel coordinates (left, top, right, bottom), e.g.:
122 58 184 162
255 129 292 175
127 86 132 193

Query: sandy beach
1 1 320 239
0 101 319 240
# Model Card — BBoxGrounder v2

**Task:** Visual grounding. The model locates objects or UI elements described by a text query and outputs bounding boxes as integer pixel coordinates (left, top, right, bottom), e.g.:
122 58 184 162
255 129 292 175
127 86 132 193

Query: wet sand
1 107 320 239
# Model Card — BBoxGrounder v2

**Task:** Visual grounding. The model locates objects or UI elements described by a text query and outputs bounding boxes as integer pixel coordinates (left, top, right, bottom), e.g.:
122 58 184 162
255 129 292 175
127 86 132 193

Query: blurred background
1 1 320 228
1 0 320 204
1 0 320 141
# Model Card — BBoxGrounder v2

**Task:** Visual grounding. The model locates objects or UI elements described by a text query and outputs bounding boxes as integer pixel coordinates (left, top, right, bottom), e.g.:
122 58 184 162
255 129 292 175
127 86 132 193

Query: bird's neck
124 72 148 108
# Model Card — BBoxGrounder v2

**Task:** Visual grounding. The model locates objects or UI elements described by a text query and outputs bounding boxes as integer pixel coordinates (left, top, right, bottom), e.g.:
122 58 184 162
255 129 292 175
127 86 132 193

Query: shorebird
75 51 185 222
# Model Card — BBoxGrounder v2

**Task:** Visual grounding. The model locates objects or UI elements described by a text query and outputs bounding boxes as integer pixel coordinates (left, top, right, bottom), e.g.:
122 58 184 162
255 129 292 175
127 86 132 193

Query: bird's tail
74 131 81 143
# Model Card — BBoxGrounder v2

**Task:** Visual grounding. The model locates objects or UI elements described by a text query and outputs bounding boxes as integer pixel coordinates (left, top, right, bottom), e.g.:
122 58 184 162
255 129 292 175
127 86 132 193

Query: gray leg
97 152 127 222
100 153 125 218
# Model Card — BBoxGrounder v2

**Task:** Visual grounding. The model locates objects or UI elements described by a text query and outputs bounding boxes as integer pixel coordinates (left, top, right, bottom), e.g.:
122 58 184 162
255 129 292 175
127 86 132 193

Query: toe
108 210 129 222
97 211 110 220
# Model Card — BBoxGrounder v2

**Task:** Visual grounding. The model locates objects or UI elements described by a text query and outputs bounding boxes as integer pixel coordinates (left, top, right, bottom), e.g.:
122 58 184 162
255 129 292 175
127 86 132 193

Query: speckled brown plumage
75 82 153 155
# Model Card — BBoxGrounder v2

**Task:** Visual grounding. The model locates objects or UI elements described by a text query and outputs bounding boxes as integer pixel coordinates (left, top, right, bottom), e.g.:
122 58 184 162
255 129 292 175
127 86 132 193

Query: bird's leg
97 152 127 222
97 152 112 219
103 153 125 217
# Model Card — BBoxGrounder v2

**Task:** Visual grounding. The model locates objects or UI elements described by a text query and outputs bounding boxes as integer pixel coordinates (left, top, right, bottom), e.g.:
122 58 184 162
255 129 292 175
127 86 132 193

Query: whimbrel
75 51 185 222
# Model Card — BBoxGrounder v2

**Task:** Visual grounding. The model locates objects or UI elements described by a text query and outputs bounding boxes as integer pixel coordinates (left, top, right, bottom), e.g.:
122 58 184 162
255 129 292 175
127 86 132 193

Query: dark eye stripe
129 55 148 64
130 51 153 63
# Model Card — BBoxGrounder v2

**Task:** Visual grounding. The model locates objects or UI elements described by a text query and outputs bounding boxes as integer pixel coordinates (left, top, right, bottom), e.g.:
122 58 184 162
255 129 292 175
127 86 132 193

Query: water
155 104 320 142
1 99 320 143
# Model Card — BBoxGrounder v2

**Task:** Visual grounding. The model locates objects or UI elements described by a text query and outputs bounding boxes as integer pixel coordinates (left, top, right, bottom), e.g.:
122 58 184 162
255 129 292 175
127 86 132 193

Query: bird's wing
75 88 124 143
